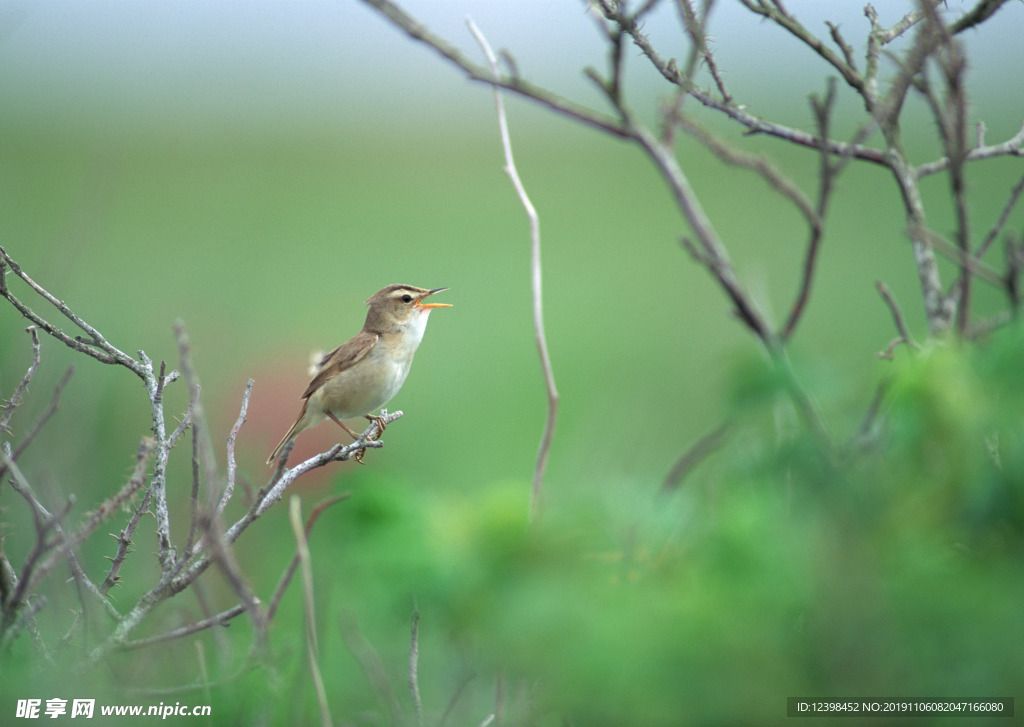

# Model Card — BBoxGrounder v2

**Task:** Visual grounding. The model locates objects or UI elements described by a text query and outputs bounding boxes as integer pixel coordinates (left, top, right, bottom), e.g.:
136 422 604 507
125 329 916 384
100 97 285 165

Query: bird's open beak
416 287 452 309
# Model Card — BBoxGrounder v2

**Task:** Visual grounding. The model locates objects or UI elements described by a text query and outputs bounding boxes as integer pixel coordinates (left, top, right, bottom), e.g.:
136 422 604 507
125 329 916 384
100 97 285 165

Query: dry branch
359 0 1022 346
468 19 558 521
0 248 411 669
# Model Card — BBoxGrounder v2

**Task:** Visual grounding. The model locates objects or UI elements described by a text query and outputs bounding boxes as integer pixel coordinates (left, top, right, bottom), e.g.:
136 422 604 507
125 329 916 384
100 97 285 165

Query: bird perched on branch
267 284 450 465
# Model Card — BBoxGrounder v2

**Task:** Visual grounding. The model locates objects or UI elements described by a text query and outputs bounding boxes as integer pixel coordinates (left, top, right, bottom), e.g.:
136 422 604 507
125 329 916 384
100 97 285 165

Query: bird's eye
401 294 413 303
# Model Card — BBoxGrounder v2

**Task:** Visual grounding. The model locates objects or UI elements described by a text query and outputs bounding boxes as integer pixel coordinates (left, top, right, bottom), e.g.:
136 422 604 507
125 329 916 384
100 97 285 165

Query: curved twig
468 19 558 520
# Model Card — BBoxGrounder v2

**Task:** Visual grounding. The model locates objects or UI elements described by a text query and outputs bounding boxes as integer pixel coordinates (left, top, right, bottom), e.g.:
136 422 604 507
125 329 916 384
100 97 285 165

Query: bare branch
100 487 152 596
1005 235 1024 315
606 2 889 164
875 281 920 358
950 0 1014 34
196 508 266 656
187 424 202 560
852 378 891 450
668 113 817 224
675 0 731 103
0 449 75 637
919 228 1006 288
138 350 177 575
89 413 383 664
0 326 41 432
782 79 837 341
977 172 1024 259
826 21 858 73
38 438 155 578
915 123 1024 178
633 125 776 345
247 412 398 525
662 423 731 492
929 9 971 333
0 247 144 376
356 0 629 138
8 366 74 466
867 1 943 46
737 0 863 92
175 321 218 562
220 379 254 517
468 19 558 521
95 412 395 660
120 604 247 650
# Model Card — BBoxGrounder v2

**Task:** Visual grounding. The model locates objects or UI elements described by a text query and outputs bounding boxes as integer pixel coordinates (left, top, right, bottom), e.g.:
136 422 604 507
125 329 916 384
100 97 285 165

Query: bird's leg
326 412 361 439
327 413 376 464
327 412 370 464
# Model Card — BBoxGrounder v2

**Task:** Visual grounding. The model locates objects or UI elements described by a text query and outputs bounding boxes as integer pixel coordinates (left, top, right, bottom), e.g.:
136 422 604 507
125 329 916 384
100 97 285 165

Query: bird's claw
365 413 389 440
349 412 391 464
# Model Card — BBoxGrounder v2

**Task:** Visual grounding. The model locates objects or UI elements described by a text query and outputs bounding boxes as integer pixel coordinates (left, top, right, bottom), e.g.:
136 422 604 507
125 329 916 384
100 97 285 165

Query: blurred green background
1 1 1022 725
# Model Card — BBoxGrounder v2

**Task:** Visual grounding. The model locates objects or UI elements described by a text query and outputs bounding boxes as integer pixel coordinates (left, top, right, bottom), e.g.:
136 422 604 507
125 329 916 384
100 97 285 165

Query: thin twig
290 496 332 727
0 326 41 432
977 172 1024 259
37 438 155 580
950 0 1014 34
781 79 836 341
0 247 143 375
175 321 218 562
916 122 1024 177
918 227 1006 288
9 366 74 466
89 414 398 663
668 112 817 224
356 0 628 138
221 379 254 517
267 494 350 622
662 423 731 493
468 19 558 521
439 673 477 727
120 604 248 650
875 281 919 358
675 0 731 102
0 449 75 636
339 611 403 725
634 125 775 344
852 378 891 450
187 424 202 560
737 0 862 92
410 600 423 726
868 1 943 46
101 483 153 596
196 507 266 656
917 2 971 333
138 349 176 575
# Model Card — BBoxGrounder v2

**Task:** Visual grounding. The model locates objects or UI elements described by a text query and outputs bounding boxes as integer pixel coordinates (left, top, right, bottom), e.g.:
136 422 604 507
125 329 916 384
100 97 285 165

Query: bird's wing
299 331 379 400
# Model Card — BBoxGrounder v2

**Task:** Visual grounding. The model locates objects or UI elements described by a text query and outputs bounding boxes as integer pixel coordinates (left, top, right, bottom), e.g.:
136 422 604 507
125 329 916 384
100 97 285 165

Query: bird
267 284 451 465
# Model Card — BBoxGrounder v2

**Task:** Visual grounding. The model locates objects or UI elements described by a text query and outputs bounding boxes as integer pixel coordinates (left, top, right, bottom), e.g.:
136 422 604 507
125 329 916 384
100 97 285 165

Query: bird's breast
312 342 414 420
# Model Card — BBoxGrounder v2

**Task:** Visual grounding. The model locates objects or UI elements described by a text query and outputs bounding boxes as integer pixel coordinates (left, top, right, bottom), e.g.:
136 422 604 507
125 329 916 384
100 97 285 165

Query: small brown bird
267 284 451 465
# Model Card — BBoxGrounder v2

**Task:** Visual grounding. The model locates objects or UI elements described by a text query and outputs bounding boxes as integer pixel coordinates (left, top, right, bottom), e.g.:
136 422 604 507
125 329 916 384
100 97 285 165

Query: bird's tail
267 428 295 465
267 406 310 465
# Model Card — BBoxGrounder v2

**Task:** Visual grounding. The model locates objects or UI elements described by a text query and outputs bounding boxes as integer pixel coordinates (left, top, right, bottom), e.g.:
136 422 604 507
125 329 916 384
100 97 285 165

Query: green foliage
239 325 1022 726
5 326 1023 725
